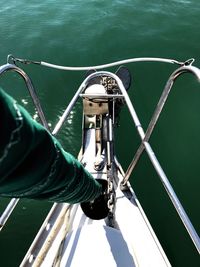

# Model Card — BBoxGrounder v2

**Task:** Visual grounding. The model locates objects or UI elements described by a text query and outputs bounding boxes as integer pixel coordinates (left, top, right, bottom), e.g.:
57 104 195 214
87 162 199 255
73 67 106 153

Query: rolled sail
0 88 101 203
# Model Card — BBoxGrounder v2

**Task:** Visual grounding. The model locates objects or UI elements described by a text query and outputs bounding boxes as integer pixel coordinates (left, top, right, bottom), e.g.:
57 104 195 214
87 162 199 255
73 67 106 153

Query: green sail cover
0 88 102 203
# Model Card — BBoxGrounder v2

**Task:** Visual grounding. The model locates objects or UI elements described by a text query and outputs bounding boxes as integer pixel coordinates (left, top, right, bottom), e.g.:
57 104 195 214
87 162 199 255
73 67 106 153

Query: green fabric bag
0 88 101 203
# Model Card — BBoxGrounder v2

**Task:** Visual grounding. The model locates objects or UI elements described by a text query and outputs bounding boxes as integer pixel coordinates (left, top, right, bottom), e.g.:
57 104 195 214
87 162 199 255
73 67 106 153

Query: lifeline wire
7 54 188 71
40 57 184 71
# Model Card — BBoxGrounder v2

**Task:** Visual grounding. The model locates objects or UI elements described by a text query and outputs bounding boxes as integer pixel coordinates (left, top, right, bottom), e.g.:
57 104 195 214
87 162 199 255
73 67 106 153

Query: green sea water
0 0 199 266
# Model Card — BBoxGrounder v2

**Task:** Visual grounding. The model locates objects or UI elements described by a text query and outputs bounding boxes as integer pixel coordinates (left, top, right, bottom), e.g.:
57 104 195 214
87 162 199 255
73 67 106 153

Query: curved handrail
0 63 49 230
111 70 200 253
0 63 49 129
117 65 200 253
122 66 200 185
145 65 200 140
123 65 200 184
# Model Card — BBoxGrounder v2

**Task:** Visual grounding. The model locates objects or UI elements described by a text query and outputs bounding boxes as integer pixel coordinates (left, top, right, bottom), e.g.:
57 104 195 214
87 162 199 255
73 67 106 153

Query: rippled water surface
0 1 200 266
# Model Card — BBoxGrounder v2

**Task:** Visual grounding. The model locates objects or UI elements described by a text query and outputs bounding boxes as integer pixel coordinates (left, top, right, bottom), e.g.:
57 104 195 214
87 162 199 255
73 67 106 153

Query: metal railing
52 69 200 253
0 63 48 129
123 65 200 184
0 63 49 231
0 60 199 253
0 198 19 230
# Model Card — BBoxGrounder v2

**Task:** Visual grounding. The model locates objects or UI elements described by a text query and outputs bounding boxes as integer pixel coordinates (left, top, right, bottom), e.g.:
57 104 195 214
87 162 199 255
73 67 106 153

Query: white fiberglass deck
39 184 171 267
